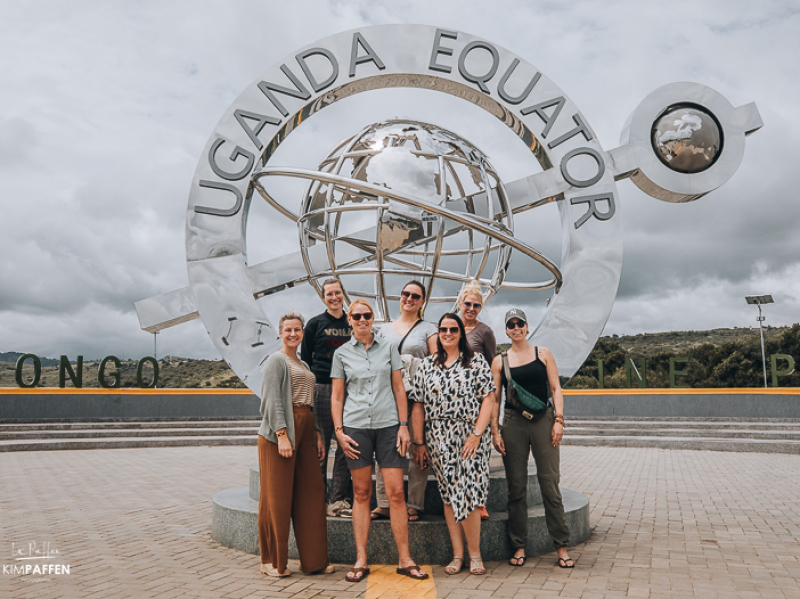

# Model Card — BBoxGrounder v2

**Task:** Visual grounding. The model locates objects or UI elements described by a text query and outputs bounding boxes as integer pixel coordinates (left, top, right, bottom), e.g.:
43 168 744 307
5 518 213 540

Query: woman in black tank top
490 308 574 569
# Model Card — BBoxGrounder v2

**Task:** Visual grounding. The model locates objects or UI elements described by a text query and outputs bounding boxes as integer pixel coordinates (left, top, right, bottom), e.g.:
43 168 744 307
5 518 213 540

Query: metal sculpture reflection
133 25 762 393
253 120 561 321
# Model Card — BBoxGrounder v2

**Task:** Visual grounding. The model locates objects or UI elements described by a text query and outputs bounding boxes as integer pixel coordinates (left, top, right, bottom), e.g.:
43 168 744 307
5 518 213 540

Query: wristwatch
399 421 408 426
472 428 483 437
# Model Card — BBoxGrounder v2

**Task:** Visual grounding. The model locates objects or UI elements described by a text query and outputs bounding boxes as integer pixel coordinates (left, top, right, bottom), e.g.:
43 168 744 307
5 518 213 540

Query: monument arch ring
184 24 623 393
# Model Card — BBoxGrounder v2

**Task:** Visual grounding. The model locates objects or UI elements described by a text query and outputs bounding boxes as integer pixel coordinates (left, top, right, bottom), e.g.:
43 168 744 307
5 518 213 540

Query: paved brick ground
1 446 799 598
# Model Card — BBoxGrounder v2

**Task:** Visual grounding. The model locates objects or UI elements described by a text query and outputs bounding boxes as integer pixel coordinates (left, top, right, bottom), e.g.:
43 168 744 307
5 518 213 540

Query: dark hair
434 313 474 369
402 280 427 318
321 278 342 293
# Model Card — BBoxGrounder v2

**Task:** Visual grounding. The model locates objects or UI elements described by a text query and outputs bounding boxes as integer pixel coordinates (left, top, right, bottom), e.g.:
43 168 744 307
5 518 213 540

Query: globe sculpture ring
134 25 762 393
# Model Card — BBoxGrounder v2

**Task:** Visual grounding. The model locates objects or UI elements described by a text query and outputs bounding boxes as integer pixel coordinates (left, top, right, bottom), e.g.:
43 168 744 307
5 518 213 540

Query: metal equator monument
133 25 761 562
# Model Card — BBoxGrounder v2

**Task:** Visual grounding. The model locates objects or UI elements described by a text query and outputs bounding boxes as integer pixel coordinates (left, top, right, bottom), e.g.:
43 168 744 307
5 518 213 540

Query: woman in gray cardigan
258 312 334 578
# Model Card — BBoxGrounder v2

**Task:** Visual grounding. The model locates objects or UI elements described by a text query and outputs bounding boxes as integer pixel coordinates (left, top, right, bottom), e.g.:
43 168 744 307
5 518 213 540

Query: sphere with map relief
296 119 518 321
651 104 723 174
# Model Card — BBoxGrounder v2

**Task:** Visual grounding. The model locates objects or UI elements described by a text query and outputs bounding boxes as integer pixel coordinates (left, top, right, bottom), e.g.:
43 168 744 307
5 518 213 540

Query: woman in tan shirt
258 312 334 577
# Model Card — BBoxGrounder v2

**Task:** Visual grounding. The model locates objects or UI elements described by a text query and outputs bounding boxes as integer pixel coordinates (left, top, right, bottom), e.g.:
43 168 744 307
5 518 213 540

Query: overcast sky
1 0 798 361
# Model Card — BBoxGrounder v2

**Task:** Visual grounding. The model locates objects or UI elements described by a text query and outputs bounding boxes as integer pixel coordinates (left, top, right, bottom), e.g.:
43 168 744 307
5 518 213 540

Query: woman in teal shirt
331 299 428 583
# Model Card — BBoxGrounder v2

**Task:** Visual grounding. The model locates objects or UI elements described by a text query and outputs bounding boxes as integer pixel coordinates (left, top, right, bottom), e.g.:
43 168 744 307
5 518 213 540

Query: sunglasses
463 301 482 309
401 290 422 301
350 312 373 321
506 320 526 329
439 326 460 334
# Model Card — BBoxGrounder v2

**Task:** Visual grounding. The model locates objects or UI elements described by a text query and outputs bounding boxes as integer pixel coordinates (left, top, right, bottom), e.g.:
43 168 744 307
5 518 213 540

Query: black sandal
509 554 526 567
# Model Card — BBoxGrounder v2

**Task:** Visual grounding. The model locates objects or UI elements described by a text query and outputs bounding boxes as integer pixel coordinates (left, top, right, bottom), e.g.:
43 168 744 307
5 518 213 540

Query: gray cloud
1 0 798 361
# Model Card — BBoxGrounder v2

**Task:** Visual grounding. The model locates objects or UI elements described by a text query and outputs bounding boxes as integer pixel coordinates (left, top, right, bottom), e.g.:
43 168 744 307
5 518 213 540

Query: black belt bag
502 352 549 421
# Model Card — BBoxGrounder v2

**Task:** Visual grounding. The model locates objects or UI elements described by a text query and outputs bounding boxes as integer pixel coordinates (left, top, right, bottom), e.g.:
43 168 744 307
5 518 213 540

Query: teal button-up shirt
331 333 402 429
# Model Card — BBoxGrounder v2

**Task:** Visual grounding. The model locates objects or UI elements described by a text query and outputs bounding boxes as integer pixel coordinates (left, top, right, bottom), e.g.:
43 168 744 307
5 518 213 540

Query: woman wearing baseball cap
490 308 574 569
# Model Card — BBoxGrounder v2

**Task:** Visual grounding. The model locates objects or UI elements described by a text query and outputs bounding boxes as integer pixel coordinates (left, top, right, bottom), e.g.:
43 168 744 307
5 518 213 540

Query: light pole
745 294 773 388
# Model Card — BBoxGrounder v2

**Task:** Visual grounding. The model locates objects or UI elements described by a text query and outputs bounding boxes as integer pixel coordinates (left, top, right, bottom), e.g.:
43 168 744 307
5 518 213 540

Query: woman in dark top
457 281 496 365
490 308 573 569
457 281 497 520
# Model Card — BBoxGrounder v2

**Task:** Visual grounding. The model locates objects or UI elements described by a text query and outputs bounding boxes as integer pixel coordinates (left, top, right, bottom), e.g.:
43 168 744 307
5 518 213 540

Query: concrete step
0 427 256 440
563 435 800 454
567 426 800 440
0 435 256 452
569 419 800 430
0 419 259 431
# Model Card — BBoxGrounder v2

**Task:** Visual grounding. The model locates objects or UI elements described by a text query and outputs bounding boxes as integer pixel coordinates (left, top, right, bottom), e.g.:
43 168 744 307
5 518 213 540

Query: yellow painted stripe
366 564 436 599
0 388 255 395
563 388 800 395
2 387 799 395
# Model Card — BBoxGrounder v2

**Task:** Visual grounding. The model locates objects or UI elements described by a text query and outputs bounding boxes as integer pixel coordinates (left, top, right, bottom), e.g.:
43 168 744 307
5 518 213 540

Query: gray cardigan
258 352 319 448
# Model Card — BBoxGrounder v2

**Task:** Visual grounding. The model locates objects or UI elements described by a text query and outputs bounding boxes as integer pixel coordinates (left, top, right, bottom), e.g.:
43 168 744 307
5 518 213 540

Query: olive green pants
501 407 570 549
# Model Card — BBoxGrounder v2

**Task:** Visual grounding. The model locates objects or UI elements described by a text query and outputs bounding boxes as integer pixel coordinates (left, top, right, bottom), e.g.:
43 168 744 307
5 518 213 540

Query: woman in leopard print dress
411 313 496 575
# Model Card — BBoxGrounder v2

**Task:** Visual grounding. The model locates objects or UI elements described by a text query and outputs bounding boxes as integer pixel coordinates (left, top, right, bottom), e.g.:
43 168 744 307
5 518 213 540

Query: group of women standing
256 279 573 581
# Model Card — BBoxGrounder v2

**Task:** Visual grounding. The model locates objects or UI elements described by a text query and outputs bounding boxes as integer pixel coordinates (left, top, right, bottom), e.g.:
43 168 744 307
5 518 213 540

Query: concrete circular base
212 464 590 565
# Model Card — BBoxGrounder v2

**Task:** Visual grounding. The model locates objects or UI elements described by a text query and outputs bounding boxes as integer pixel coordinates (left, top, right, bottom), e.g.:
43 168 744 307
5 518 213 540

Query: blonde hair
347 299 374 318
457 281 486 306
278 312 305 330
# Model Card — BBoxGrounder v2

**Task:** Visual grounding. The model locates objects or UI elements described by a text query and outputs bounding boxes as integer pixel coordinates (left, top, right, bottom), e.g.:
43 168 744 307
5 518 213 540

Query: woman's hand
277 434 293 458
551 421 564 447
461 433 481 460
316 430 325 461
396 425 410 456
336 429 361 460
413 444 429 470
492 430 506 455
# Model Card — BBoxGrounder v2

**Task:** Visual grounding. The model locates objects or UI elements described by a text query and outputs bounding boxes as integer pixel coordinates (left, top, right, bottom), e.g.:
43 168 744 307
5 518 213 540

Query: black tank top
501 347 550 406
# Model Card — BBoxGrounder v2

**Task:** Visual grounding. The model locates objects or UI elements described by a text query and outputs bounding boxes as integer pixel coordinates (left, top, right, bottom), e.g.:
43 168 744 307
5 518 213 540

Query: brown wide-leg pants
258 406 329 573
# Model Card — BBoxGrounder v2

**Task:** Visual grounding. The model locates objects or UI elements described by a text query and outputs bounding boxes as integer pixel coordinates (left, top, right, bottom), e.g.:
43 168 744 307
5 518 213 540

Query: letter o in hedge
136 357 159 388
15 354 42 388
98 356 122 389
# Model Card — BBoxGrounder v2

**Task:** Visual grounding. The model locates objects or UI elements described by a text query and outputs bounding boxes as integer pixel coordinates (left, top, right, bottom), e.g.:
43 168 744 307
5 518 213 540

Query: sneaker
327 500 352 518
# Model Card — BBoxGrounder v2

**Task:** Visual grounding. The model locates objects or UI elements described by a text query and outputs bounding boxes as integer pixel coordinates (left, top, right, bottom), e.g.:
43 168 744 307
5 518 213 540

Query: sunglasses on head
463 301 482 309
439 326 460 334
401 290 422 301
350 312 373 321
506 320 526 329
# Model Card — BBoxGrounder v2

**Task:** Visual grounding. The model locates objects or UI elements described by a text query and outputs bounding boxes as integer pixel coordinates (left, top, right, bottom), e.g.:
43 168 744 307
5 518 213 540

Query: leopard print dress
410 353 496 522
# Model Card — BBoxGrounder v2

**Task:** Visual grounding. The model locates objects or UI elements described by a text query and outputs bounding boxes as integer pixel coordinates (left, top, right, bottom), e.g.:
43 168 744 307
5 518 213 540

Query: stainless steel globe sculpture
256 119 563 322
651 104 723 174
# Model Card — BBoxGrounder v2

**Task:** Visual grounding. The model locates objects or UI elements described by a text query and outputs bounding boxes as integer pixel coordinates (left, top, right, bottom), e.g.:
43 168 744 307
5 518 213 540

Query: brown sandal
396 565 429 580
345 566 369 582
370 507 390 520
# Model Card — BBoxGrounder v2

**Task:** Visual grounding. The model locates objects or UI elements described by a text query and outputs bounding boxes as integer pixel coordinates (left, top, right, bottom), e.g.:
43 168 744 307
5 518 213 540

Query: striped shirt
286 355 315 407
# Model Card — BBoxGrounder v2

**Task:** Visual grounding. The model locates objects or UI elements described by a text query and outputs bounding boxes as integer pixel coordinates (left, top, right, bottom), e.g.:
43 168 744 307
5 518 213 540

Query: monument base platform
212 464 590 565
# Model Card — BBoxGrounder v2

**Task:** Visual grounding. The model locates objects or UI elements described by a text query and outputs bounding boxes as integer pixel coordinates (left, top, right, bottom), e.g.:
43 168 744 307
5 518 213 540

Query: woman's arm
541 347 565 447
332 377 361 459
460 391 494 459
490 355 505 455
391 369 411 452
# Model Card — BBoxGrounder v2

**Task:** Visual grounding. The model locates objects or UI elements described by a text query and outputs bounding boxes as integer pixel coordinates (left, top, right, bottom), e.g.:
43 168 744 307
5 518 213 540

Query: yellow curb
366 564 436 598
563 388 800 395
0 388 255 395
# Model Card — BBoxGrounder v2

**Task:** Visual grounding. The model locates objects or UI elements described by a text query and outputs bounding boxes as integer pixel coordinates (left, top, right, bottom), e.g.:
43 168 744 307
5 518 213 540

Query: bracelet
334 426 343 433
398 421 408 426
554 418 565 427
413 441 425 446
275 430 287 438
